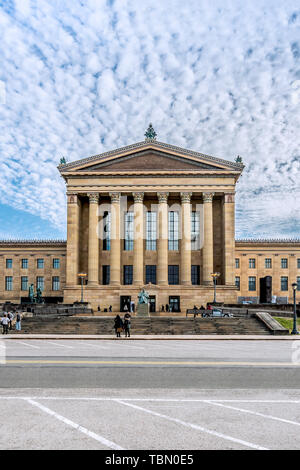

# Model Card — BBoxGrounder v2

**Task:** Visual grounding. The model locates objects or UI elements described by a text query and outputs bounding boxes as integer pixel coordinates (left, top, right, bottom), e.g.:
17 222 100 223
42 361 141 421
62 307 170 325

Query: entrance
120 296 131 312
259 276 272 303
169 296 180 313
149 295 156 313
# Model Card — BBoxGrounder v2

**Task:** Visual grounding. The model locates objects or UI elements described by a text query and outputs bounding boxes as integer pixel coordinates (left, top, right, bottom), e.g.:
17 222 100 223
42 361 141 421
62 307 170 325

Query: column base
88 281 99 287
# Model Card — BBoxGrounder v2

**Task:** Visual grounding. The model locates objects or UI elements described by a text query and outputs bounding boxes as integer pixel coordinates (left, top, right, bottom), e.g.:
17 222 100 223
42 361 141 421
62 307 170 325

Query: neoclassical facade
1 133 299 311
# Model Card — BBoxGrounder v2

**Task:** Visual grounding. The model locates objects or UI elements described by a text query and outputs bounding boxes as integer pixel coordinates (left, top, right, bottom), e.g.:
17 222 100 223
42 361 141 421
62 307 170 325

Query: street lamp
211 272 220 304
78 273 87 303
291 282 299 335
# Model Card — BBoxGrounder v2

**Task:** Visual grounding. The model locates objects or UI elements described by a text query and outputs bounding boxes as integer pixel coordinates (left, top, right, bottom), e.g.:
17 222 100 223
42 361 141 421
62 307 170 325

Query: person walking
7 312 14 330
123 312 131 338
1 314 9 335
15 312 22 331
114 314 123 338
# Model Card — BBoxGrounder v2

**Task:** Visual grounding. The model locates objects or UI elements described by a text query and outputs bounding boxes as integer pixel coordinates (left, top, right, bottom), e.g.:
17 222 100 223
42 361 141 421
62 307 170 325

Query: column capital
87 193 99 204
132 192 144 203
180 192 192 203
202 192 214 203
109 192 121 203
67 193 78 204
224 193 235 203
157 192 169 204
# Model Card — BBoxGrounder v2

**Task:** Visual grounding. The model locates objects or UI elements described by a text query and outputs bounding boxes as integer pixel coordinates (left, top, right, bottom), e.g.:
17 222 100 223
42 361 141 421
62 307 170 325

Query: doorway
259 276 272 303
169 296 180 313
149 295 156 313
120 296 131 312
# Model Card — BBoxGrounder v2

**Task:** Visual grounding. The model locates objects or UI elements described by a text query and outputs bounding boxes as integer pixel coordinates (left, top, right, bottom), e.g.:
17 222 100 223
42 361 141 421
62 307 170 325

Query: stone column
180 192 192 285
202 192 214 285
66 193 80 286
133 192 144 285
223 193 235 285
87 193 100 286
109 192 121 285
157 192 169 285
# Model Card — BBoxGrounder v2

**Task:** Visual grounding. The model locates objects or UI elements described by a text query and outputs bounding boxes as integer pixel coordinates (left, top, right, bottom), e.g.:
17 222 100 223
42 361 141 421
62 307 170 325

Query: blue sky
0 0 299 240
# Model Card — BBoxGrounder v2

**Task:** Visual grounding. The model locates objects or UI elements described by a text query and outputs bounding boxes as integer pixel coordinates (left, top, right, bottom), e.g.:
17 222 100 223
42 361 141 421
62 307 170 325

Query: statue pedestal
136 303 149 317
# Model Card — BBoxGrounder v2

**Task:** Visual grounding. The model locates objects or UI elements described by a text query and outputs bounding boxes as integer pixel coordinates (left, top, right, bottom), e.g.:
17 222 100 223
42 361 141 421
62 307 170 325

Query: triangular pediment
59 140 244 174
77 150 223 171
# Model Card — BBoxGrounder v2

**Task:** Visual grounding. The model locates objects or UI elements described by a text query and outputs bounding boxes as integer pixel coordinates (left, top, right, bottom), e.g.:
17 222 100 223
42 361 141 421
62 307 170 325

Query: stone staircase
19 315 273 335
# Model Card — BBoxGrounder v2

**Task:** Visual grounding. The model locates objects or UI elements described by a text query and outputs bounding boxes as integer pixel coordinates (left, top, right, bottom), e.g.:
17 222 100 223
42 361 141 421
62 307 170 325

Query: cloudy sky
0 0 299 240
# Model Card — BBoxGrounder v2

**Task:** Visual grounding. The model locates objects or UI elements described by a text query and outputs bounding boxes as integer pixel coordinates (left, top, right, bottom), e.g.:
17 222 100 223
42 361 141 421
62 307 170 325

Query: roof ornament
235 155 243 163
144 123 157 141
60 156 66 165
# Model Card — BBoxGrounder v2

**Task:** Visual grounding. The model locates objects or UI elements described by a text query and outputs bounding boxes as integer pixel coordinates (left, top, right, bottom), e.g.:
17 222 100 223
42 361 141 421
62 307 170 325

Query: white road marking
205 401 300 427
46 342 73 349
18 342 40 349
25 398 124 450
0 397 299 403
115 399 269 450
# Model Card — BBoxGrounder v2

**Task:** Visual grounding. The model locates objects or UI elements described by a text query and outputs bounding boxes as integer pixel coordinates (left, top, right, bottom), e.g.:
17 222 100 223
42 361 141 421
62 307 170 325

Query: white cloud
0 0 299 238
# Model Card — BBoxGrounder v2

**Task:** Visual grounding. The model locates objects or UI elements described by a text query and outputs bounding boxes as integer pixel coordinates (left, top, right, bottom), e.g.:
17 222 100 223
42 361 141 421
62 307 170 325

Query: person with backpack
15 312 22 331
123 312 131 338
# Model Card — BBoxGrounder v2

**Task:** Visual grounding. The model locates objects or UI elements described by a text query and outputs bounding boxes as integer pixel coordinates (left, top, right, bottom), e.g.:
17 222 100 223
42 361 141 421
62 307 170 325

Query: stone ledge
255 312 289 335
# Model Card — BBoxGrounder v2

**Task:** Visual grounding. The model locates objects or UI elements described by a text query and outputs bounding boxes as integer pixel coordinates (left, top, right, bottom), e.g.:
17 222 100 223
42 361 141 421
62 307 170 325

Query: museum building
1 128 300 312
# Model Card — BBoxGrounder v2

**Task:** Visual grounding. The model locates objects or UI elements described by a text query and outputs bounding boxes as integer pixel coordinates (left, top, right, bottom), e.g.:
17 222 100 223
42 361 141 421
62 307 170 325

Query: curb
1 334 299 341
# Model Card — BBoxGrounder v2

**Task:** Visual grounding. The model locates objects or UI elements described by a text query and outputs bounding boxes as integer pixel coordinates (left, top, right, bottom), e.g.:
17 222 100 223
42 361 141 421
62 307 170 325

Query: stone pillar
157 192 169 285
109 192 121 285
133 192 144 285
66 193 80 286
87 193 100 286
223 193 235 285
180 192 192 285
202 192 214 285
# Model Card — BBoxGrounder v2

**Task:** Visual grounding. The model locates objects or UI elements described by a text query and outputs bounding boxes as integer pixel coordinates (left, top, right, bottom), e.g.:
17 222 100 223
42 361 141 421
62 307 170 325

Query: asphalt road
0 339 300 389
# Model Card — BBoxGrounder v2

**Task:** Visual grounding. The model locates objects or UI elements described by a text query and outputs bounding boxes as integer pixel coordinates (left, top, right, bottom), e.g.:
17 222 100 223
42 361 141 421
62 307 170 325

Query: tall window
124 212 134 251
281 276 288 291
146 265 156 284
37 259 44 269
191 211 200 250
297 276 300 291
265 258 272 269
103 211 111 250
235 276 240 290
248 276 256 291
281 258 288 269
5 276 13 291
191 265 200 285
21 276 28 291
168 211 179 250
36 276 44 290
146 212 157 250
249 259 256 269
123 265 133 285
6 259 12 269
298 259 300 269
235 258 240 269
21 259 28 269
53 258 60 269
102 265 110 285
52 276 60 291
168 265 179 285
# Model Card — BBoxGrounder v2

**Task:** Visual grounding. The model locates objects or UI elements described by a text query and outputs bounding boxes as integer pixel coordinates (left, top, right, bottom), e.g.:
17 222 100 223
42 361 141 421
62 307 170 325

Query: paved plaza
0 339 300 449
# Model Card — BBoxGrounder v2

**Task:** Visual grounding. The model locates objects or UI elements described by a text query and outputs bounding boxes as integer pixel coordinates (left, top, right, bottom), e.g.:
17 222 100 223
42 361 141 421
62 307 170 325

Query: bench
186 309 207 318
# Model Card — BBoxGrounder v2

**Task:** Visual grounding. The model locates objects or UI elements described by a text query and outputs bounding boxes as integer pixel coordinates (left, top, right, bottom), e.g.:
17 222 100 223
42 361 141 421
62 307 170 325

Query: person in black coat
114 315 123 338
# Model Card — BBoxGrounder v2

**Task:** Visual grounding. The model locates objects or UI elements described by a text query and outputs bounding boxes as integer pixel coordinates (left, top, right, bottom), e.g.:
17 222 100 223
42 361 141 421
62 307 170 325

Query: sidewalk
1 334 300 340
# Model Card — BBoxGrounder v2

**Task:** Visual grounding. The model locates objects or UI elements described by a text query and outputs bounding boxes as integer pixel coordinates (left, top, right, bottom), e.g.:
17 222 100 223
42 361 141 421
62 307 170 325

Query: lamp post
211 272 220 304
291 282 299 335
78 273 87 303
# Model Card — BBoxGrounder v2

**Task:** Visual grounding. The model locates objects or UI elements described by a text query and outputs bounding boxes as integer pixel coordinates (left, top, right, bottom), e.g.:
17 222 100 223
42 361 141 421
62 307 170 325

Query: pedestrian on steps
114 314 123 338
